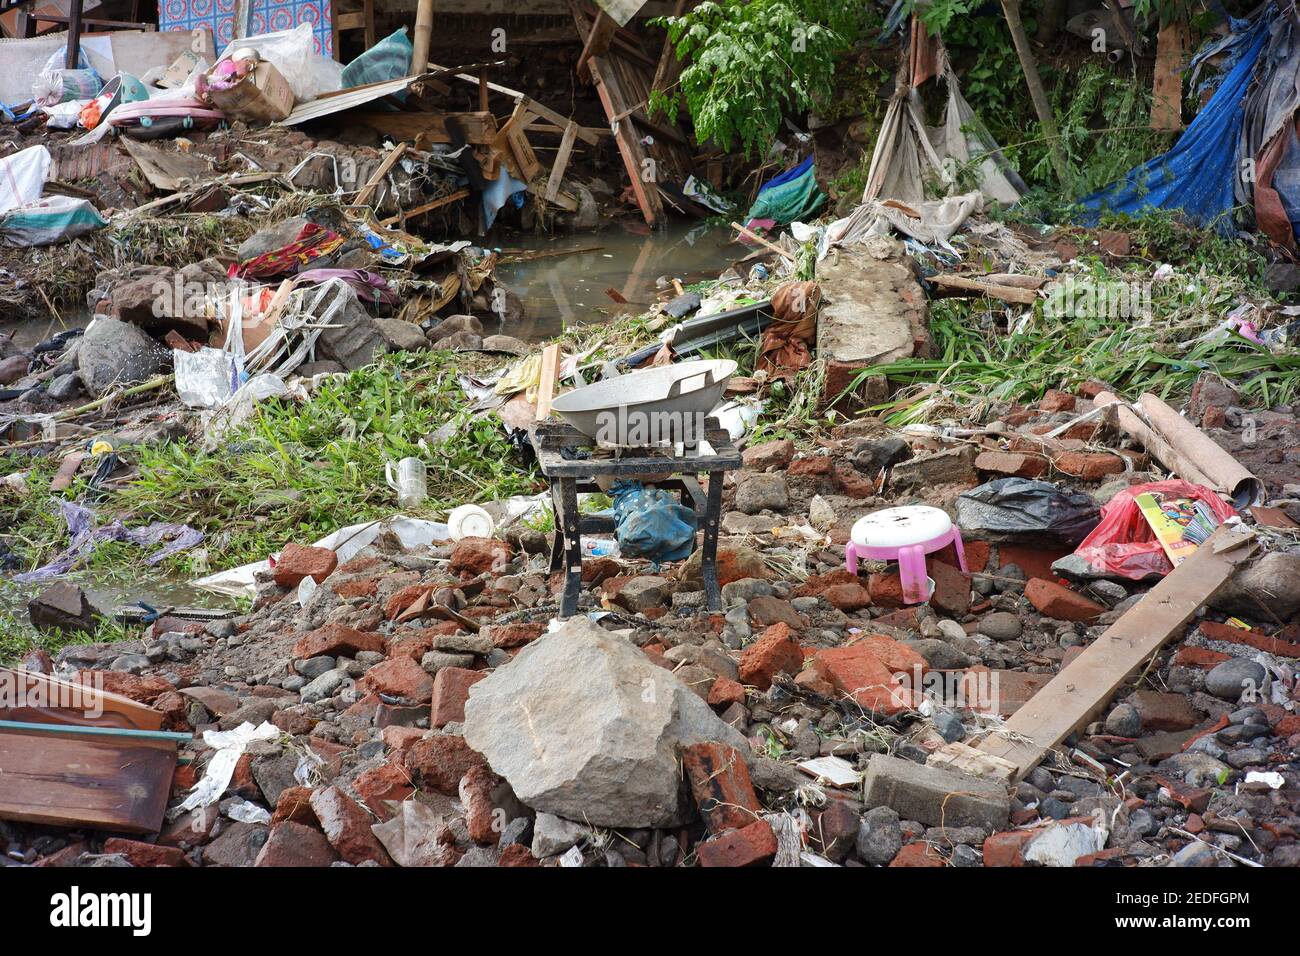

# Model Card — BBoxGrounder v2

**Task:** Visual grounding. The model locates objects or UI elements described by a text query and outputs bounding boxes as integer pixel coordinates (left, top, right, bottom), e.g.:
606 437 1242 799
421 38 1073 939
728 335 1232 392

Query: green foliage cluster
651 0 872 158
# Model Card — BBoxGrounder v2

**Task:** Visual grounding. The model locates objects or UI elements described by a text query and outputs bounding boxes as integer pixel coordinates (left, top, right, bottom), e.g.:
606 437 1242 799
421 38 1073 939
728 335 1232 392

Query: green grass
858 255 1299 426
102 351 545 574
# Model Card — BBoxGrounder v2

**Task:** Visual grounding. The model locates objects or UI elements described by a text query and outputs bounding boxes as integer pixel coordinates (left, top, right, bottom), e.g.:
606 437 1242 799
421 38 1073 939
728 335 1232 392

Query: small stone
856 805 902 865
1105 702 1142 737
977 611 1022 641
735 473 790 514
531 812 587 858
1205 659 1267 701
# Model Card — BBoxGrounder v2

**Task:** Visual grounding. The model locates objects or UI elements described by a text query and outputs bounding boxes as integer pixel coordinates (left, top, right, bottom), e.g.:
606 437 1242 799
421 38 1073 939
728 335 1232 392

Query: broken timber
0 730 178 833
972 525 1259 781
927 273 1040 304
571 0 695 227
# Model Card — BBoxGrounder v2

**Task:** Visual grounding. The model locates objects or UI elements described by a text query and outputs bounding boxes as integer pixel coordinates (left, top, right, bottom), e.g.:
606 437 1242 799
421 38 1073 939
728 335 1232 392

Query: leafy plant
651 0 868 158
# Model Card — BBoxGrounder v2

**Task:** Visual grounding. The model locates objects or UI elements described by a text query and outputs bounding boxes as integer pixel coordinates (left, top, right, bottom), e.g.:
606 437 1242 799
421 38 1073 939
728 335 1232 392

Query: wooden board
122 138 214 193
0 732 176 833
975 526 1259 780
535 343 561 422
545 121 579 203
0 667 163 731
1151 19 1187 131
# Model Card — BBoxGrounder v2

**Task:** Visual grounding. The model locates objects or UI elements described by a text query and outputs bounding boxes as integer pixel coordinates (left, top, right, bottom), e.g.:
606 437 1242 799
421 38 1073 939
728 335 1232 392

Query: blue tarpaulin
1078 12 1271 232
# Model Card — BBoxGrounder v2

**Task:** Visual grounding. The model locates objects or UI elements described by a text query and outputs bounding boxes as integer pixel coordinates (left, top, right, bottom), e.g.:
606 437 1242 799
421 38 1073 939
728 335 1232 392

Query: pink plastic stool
845 506 967 605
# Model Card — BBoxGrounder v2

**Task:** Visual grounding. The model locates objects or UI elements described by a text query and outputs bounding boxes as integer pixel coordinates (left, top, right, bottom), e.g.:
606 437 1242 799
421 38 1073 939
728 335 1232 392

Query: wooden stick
928 273 1039 304
730 221 795 262
355 142 409 208
379 189 471 227
52 374 174 422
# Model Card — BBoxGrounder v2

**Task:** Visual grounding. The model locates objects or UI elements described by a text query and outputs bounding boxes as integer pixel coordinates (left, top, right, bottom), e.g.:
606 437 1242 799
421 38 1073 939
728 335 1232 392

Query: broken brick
292 623 385 660
695 819 777 867
309 786 394 866
682 742 762 833
737 623 804 690
431 666 486 728
1025 578 1105 621
273 543 337 588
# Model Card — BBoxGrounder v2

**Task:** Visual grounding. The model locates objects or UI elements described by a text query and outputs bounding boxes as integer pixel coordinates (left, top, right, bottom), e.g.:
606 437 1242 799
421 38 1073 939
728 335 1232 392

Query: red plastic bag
1070 480 1236 580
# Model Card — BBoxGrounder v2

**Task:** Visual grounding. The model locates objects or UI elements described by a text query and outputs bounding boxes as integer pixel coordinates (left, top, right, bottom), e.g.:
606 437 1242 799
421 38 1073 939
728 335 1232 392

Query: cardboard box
208 61 294 123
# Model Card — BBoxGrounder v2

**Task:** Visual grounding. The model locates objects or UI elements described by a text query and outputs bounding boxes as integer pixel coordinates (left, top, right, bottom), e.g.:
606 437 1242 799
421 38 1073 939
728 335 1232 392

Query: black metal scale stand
533 417 742 618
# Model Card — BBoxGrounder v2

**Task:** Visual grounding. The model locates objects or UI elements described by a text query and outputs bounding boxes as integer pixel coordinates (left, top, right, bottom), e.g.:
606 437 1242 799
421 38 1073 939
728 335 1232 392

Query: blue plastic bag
611 480 697 564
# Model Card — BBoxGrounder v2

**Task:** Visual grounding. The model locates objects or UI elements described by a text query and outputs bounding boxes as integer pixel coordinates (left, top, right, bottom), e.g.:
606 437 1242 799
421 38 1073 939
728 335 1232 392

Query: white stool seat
850 506 953 549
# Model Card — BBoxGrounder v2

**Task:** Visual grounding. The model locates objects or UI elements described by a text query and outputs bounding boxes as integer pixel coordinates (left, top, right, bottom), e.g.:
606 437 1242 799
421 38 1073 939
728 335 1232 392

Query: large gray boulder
462 617 751 828
77 318 167 396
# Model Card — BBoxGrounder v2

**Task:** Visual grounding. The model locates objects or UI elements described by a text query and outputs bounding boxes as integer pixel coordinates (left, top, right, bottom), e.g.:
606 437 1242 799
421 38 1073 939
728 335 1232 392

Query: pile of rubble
8 377 1300 868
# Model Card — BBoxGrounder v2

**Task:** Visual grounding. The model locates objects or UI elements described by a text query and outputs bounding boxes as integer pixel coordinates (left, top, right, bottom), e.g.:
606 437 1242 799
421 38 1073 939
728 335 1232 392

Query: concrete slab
815 236 928 406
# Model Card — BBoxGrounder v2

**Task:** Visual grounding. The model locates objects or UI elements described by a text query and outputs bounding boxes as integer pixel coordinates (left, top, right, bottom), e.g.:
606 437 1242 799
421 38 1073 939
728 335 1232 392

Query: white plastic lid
448 504 495 541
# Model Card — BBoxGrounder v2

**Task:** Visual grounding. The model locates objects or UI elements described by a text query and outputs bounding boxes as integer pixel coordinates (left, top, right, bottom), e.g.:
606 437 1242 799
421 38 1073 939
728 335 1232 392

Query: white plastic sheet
192 515 453 597
172 721 279 817
0 145 51 214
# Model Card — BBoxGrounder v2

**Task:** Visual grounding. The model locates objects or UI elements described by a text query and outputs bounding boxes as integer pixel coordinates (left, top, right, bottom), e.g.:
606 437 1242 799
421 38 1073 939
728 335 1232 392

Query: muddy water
3 223 742 347
0 571 233 637
490 222 742 341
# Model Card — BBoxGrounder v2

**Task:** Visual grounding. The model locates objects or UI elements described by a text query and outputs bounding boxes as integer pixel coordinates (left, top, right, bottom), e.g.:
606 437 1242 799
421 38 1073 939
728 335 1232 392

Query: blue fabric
611 480 697 564
758 156 814 195
1078 14 1271 232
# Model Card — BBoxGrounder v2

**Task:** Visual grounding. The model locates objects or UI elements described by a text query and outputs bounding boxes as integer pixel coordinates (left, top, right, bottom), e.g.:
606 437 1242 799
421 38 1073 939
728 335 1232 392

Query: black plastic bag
956 478 1100 547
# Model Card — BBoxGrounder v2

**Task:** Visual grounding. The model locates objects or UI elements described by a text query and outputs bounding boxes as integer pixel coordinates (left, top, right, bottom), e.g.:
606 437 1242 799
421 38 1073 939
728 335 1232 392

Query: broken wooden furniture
330 0 375 63
569 0 696 227
533 417 740 616
0 667 186 833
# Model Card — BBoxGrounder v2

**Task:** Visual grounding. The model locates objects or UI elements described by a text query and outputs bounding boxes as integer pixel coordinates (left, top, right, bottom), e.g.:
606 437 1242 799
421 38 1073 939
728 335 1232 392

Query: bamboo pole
411 0 434 75
999 0 1069 186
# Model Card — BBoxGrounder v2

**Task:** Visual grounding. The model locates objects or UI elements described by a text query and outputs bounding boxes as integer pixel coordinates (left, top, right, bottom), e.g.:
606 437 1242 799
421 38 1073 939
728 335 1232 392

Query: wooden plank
975 526 1259 780
355 142 409 207
122 138 213 192
0 667 163 731
350 111 498 145
589 52 662 226
535 343 561 422
928 273 1040 304
380 188 471 226
929 741 1017 783
1151 19 1186 131
577 8 618 80
544 120 579 203
0 732 176 833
